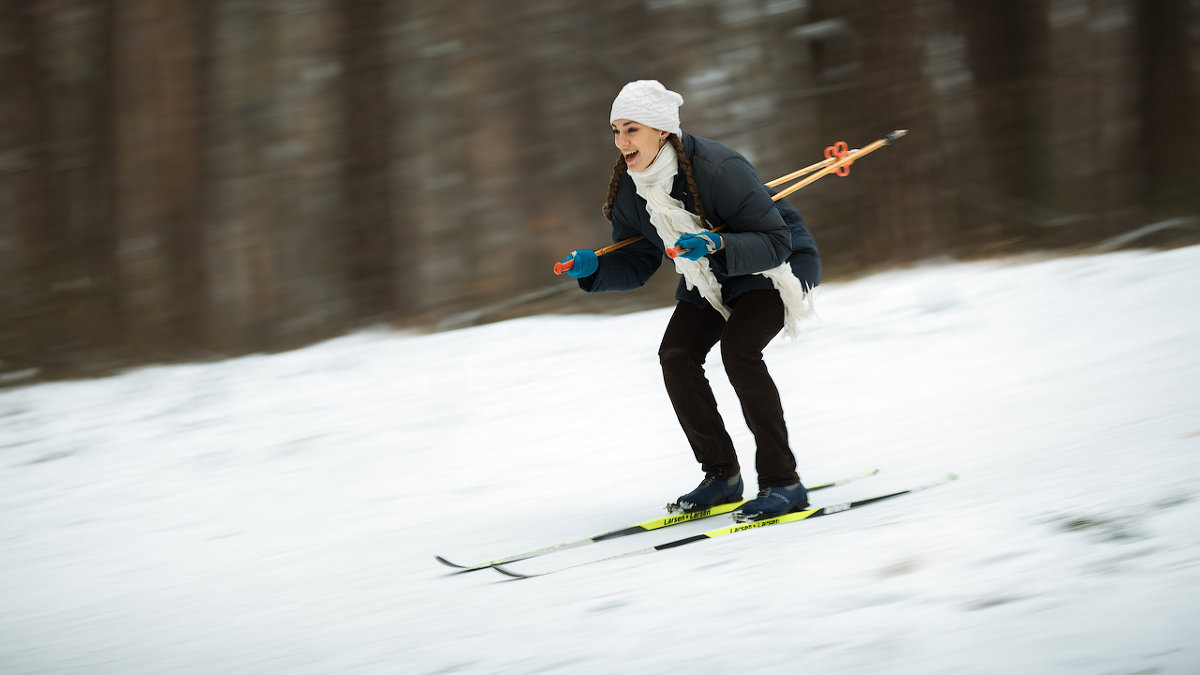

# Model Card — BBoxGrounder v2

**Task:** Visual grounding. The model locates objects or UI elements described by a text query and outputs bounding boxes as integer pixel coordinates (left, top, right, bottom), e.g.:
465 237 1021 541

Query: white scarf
628 141 815 337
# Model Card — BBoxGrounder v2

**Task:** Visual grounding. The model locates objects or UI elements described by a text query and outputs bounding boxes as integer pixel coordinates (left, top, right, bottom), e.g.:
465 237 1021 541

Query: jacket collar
680 131 696 160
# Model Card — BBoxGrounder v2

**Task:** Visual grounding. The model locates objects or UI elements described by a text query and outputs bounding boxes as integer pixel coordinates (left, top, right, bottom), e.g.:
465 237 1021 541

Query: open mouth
623 149 639 164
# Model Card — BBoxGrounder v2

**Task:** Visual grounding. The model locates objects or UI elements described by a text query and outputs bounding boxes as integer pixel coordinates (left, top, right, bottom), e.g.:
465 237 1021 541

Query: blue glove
561 249 598 278
673 232 722 261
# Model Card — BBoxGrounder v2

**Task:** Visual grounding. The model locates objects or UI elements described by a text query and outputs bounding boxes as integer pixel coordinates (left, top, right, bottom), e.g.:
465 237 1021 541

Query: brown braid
669 134 709 229
601 134 709 229
601 154 626 223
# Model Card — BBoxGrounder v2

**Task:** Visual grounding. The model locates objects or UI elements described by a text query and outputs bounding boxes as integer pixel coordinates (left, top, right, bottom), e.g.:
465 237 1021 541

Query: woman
559 80 821 521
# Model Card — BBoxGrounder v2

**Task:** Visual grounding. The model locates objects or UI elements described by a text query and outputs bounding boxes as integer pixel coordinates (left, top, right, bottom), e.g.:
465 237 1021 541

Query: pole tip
885 129 908 143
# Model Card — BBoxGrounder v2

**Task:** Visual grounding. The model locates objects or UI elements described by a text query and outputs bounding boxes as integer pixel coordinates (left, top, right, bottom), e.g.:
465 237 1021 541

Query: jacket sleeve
577 209 662 293
707 157 792 276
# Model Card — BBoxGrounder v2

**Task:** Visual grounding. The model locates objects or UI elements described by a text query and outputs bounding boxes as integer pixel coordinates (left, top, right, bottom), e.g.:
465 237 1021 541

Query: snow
2 246 1199 674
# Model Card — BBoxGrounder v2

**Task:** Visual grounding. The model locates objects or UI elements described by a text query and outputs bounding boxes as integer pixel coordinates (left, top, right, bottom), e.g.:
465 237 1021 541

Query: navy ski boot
669 474 744 512
735 482 809 522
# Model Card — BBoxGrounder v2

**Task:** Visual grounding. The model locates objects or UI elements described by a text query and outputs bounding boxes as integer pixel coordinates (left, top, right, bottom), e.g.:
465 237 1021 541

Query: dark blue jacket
578 132 820 307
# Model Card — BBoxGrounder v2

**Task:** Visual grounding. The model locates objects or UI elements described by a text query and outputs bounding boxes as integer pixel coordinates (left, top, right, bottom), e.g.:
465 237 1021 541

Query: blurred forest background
2 0 1198 385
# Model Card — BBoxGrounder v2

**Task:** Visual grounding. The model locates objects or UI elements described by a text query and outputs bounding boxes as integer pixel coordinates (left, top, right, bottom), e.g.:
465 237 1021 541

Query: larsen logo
662 509 712 526
730 518 781 533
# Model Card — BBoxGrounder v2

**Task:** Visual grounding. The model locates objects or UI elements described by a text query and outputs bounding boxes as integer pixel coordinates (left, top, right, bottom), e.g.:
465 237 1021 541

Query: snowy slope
2 247 1198 674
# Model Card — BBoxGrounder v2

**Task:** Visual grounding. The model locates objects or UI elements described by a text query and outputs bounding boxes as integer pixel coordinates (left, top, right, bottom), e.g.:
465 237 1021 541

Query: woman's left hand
673 232 723 260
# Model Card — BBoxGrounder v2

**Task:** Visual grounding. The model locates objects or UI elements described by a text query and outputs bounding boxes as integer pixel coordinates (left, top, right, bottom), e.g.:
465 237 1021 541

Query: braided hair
601 134 709 229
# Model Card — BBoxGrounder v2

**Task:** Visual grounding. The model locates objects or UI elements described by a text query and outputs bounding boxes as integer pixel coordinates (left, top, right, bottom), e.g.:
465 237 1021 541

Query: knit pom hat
609 80 684 135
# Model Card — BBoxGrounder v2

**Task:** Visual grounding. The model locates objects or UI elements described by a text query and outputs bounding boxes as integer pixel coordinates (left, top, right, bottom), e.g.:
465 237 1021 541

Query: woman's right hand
555 249 599 278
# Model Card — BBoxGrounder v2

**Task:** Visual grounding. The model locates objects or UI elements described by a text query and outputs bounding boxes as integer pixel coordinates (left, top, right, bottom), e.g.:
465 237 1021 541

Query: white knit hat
609 80 684 135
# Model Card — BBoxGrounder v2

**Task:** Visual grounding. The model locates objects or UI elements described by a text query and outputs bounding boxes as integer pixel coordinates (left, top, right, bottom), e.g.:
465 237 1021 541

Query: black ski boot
669 474 744 512
735 482 809 521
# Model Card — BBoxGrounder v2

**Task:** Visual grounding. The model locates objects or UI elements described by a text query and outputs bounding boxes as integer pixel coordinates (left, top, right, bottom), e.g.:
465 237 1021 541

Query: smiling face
611 119 670 172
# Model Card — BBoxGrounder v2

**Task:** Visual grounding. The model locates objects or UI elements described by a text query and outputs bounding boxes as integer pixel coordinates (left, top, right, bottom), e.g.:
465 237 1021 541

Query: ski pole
553 166 810 276
554 130 907 275
763 155 840 188
770 129 906 202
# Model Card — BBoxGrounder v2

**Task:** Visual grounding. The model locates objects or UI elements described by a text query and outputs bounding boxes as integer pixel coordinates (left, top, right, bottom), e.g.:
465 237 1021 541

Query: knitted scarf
628 141 814 336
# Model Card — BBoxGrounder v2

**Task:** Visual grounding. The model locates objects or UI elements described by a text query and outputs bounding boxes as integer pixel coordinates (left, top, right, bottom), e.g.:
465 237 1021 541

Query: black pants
658 290 799 488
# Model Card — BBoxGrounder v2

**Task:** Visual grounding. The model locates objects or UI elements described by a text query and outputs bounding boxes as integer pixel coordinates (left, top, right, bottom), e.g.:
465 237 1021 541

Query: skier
559 80 821 520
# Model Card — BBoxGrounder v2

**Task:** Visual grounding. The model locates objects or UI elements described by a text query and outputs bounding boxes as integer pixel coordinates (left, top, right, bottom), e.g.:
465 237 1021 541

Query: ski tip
435 555 466 569
492 564 534 580
435 555 488 572
436 556 500 574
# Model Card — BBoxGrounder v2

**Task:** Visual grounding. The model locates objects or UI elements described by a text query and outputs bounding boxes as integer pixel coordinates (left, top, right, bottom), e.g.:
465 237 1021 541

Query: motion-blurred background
2 0 1197 383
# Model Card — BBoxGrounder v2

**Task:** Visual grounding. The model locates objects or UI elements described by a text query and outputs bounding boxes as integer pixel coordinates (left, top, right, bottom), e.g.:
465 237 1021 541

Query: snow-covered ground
2 246 1198 674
